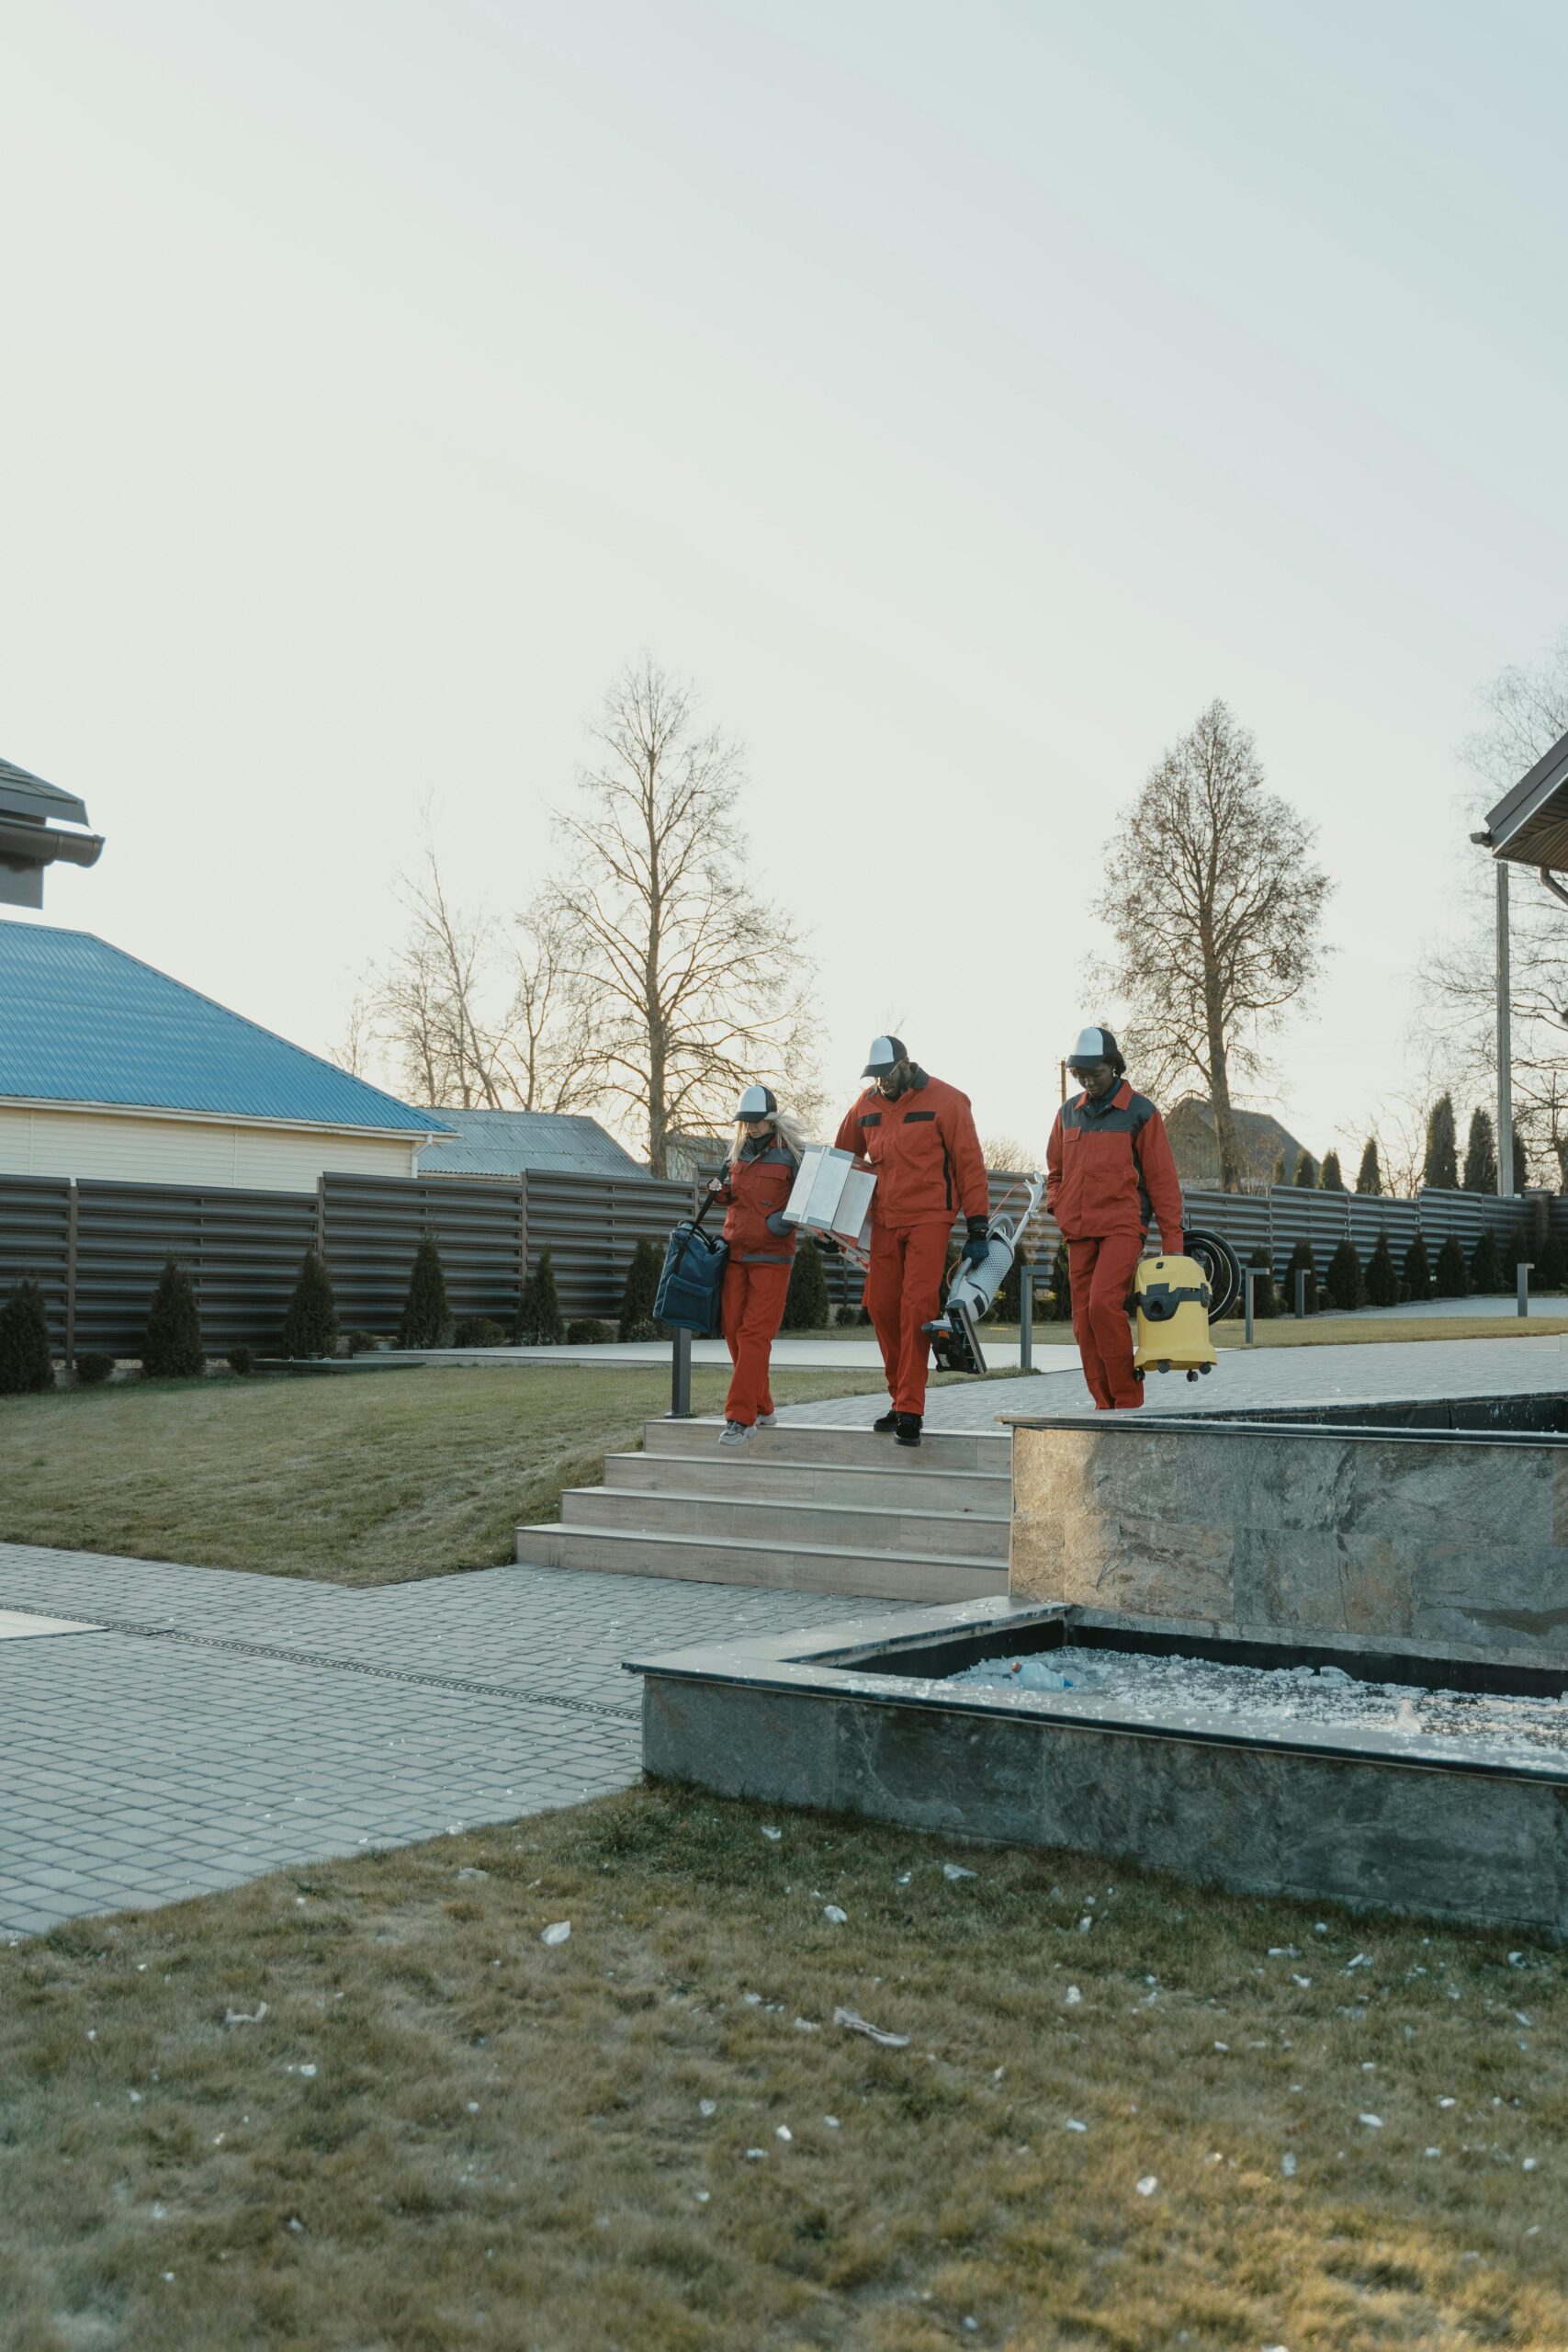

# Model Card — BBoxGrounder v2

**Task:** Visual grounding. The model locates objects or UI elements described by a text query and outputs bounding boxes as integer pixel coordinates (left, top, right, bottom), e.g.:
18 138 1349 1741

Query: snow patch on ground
945 1647 1568 1759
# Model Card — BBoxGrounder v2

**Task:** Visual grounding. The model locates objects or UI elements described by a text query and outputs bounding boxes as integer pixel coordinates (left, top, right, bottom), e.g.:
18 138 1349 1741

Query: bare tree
1092 700 1333 1191
330 989 376 1079
492 899 600 1115
539 655 818 1171
1421 631 1568 1185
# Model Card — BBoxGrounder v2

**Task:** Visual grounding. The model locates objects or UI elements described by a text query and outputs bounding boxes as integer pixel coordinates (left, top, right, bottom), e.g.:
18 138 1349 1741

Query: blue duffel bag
653 1206 728 1337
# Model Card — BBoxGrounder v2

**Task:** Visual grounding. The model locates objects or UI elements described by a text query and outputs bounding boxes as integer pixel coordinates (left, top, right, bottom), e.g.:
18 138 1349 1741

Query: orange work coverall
713 1136 799 1427
835 1069 988 1416
1045 1080 1184 1409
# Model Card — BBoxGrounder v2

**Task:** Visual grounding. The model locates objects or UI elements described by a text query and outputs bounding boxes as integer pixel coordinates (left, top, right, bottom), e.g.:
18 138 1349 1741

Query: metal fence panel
523 1170 697 1319
0 1174 73 1348
72 1180 319 1354
321 1171 526 1333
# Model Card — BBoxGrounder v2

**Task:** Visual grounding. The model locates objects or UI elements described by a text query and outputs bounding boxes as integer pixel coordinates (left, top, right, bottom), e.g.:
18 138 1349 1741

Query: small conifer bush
1292 1151 1316 1187
518 1248 567 1344
1433 1235 1470 1299
281 1247 339 1360
1283 1238 1319 1313
1469 1230 1505 1295
1424 1095 1459 1191
1363 1230 1399 1307
566 1317 615 1344
1355 1138 1382 1196
142 1258 205 1379
0 1278 56 1395
1534 1228 1566 1293
1403 1233 1434 1302
227 1345 256 1377
617 1238 662 1342
782 1242 830 1330
1319 1149 1346 1193
73 1350 116 1386
1247 1247 1278 1318
398 1232 451 1350
1325 1238 1364 1313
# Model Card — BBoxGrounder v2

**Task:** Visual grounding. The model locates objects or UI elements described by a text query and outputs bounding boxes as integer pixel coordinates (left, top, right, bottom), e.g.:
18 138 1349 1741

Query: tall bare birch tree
541 655 817 1172
1093 700 1331 1191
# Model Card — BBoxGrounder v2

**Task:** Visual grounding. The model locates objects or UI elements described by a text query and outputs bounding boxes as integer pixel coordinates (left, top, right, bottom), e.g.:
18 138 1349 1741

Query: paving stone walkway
0 1547 895 1941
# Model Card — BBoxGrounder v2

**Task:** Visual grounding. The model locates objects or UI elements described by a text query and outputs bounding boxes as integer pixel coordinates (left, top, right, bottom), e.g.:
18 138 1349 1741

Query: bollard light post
1244 1266 1257 1346
1020 1263 1033 1372
668 1326 694 1419
1517 1261 1532 1320
1294 1269 1308 1320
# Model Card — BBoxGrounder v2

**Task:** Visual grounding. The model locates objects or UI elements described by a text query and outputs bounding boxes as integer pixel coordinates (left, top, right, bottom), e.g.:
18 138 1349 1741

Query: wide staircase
515 1417 1011 1602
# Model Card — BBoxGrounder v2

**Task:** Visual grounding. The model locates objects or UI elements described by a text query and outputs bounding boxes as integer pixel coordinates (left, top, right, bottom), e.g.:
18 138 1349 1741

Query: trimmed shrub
831 1303 862 1328
618 1238 661 1343
398 1232 451 1350
566 1317 615 1344
1364 1230 1399 1307
142 1258 205 1379
1292 1151 1317 1187
1462 1108 1498 1195
1325 1238 1365 1313
1355 1138 1382 1196
73 1350 116 1386
782 1243 830 1330
1469 1229 1505 1295
1403 1232 1433 1302
0 1279 55 1395
281 1246 339 1361
1424 1094 1458 1191
518 1248 566 1345
1433 1234 1470 1299
453 1315 507 1349
344 1329 380 1355
1247 1247 1278 1318
227 1345 256 1377
1282 1238 1320 1314
1534 1227 1567 1293
1513 1125 1528 1192
1319 1149 1346 1193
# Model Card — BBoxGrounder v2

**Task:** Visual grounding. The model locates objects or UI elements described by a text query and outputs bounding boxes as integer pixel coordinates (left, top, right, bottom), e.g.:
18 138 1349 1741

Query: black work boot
894 1413 922 1447
873 1408 898 1434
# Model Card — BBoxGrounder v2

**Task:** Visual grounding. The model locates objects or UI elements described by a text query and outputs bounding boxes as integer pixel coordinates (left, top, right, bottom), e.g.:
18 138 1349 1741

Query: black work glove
960 1217 990 1269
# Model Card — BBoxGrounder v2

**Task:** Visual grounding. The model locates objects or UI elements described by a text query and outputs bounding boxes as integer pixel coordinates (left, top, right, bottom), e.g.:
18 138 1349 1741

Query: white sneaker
719 1419 751 1448
756 1411 778 1430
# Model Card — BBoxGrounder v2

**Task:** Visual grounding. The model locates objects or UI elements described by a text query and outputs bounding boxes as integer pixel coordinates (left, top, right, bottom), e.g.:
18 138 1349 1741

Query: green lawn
4 1786 1564 2352
0 1364 892 1586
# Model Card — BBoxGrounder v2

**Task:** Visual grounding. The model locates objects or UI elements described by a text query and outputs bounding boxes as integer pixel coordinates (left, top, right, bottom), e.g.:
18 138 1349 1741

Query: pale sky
6 0 1566 1166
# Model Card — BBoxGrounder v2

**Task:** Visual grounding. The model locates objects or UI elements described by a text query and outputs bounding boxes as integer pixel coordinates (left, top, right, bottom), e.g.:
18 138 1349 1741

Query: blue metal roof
415 1107 646 1177
0 921 451 1135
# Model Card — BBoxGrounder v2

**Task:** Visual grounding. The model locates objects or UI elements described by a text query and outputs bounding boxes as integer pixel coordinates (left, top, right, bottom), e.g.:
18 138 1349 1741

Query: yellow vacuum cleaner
1134 1252 1217 1382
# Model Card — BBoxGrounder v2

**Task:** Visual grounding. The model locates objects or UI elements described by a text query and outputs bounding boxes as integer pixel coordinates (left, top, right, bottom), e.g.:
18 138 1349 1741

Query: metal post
1294 1268 1307 1320
1020 1263 1033 1372
667 1326 693 1419
1497 859 1513 1195
1244 1266 1256 1346
1517 1261 1531 1319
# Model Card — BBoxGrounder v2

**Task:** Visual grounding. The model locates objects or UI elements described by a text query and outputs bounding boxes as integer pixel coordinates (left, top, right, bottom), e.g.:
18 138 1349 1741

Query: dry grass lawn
0 1365 896 1586
3 1786 1565 2351
1213 1317 1568 1349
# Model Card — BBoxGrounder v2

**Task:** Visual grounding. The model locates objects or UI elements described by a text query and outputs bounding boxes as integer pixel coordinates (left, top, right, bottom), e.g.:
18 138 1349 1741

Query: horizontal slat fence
0 1162 1559 1362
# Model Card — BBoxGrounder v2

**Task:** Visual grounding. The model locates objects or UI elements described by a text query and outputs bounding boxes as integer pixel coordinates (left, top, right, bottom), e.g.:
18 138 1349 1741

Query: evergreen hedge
281 1247 339 1360
1292 1151 1317 1187
1461 1109 1498 1195
1403 1233 1433 1302
1513 1126 1528 1192
0 1278 55 1396
782 1243 830 1330
1535 1228 1567 1293
1469 1230 1505 1295
142 1258 205 1379
1364 1230 1399 1307
1355 1138 1382 1196
74 1351 116 1386
617 1238 661 1342
1433 1235 1470 1299
1324 1238 1364 1313
1424 1094 1459 1191
518 1248 566 1344
398 1232 451 1350
1282 1238 1319 1313
1319 1149 1346 1193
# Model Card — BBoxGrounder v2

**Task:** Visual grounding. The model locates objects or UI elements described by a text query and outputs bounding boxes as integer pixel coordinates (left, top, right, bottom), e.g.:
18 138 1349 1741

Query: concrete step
558 1484 1009 1560
640 1417 1010 1473
514 1521 1008 1602
600 1450 1010 1515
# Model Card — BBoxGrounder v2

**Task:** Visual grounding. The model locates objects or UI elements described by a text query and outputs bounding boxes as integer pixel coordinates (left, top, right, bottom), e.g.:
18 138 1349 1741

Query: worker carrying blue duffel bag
653 1190 728 1340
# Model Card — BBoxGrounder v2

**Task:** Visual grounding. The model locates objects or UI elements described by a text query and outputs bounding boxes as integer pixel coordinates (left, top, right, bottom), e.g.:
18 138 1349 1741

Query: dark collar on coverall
1077 1079 1132 1120
876 1066 929 1102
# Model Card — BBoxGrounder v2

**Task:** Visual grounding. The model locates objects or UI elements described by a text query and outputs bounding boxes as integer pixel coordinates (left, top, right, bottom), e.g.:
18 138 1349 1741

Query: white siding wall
0 1106 420 1192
